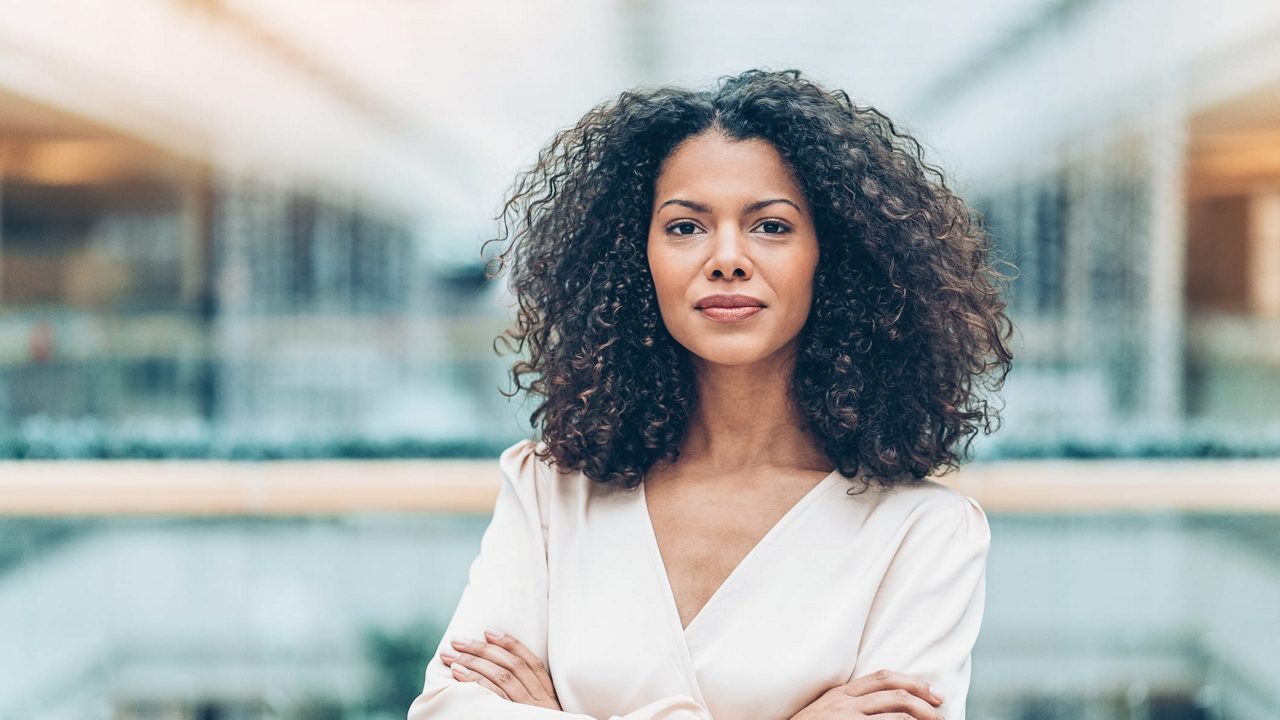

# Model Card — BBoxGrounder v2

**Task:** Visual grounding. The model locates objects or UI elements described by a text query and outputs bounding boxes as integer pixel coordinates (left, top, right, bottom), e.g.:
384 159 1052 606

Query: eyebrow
657 198 801 214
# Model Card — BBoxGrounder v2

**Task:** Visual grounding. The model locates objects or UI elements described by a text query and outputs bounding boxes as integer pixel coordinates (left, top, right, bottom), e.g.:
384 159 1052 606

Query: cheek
777 268 819 331
646 246 683 304
800 244 820 299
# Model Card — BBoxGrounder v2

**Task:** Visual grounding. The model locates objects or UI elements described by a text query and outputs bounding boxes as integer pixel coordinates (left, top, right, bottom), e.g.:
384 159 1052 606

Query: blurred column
179 171 218 422
0 172 4 304
621 0 662 81
1145 76 1188 426
1247 189 1280 318
179 172 213 309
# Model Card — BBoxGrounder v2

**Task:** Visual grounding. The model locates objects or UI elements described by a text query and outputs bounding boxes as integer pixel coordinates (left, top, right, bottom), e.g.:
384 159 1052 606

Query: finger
441 653 504 696
844 669 943 706
483 629 557 698
450 659 511 700
442 652 511 700
448 650 533 702
451 636 544 702
859 688 943 720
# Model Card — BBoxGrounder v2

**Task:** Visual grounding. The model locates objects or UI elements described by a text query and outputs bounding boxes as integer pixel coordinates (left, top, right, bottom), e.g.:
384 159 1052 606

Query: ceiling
211 0 1060 218
0 0 1062 241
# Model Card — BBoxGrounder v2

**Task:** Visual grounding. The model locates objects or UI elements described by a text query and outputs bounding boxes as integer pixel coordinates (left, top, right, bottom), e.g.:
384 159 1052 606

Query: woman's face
647 131 819 369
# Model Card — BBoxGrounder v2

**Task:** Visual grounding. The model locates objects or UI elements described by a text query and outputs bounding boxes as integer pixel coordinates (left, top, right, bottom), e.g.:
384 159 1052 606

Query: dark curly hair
483 68 1014 491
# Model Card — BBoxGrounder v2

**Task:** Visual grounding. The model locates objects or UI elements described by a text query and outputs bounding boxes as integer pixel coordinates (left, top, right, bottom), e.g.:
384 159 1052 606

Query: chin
693 352 765 368
683 339 780 368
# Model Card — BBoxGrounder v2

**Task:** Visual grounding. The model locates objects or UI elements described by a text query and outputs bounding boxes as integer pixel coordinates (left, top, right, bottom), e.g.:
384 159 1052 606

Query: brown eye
668 221 701 236
756 220 791 234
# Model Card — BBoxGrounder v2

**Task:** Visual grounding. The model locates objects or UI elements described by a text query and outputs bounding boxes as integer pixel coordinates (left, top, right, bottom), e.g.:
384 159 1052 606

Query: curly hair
483 68 1014 491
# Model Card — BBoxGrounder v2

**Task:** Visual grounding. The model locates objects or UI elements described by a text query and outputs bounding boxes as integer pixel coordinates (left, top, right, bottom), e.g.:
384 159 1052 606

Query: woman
408 69 1014 720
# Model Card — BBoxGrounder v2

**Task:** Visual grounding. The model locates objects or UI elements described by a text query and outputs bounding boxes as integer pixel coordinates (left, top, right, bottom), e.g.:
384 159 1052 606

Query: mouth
697 306 764 322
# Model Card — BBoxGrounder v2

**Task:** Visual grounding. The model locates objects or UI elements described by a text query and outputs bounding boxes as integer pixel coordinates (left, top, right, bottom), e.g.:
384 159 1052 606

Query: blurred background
1 0 1278 718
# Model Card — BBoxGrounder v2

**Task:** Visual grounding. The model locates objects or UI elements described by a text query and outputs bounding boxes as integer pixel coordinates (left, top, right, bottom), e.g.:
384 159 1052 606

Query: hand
789 669 945 720
439 629 562 710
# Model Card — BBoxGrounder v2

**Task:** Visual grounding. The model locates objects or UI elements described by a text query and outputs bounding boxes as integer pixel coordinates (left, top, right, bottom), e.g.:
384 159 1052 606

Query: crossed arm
406 441 712 720
407 441 990 720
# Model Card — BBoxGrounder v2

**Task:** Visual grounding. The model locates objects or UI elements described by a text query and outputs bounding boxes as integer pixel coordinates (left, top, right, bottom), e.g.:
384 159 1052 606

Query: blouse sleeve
407 440 713 720
849 492 992 720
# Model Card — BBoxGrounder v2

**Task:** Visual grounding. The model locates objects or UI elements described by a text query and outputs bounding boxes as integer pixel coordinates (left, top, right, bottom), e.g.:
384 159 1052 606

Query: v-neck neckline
638 467 842 639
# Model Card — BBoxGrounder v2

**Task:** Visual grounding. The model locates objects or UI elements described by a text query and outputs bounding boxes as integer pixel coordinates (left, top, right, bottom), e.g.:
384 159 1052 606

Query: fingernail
485 627 505 639
451 636 470 647
440 651 457 661
929 685 945 702
453 664 472 676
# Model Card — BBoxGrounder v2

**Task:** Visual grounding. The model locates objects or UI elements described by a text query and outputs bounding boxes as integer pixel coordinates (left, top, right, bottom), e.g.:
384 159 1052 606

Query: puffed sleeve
407 440 713 720
849 492 992 720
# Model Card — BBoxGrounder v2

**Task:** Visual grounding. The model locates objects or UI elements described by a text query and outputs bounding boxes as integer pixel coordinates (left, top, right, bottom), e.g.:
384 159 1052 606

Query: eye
755 219 792 235
666 221 702 236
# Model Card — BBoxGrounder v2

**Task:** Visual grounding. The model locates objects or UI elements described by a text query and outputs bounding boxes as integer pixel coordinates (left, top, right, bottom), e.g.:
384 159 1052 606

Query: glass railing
3 463 1277 720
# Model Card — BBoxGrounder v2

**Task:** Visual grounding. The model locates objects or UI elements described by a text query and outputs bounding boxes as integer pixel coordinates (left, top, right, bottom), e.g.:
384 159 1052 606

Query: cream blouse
408 438 991 720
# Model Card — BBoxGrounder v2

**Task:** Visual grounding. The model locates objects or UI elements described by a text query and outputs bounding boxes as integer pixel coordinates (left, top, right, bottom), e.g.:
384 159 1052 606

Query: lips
699 306 764 321
694 293 766 322
694 294 766 310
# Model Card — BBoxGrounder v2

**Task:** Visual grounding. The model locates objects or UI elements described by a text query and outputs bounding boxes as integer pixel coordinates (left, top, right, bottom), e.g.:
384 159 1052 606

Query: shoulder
861 477 992 557
491 440 561 548
497 437 595 514
498 436 590 482
497 438 636 530
498 438 555 486
498 438 560 501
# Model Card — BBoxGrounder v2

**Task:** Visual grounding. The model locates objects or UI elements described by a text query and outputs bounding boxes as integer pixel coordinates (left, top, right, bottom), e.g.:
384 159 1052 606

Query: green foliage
977 426 1280 460
4 413 1279 460
361 618 447 719
284 696 348 720
0 415 516 459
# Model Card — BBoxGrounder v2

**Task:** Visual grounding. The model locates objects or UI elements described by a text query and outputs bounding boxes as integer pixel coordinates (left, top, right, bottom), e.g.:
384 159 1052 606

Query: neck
679 344 830 475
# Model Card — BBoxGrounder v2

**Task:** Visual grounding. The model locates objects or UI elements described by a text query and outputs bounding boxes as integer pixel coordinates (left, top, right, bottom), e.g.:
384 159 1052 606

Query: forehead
654 133 804 205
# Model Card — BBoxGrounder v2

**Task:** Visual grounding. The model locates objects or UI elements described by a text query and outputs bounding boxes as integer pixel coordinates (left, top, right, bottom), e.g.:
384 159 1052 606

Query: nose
704 224 753 280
